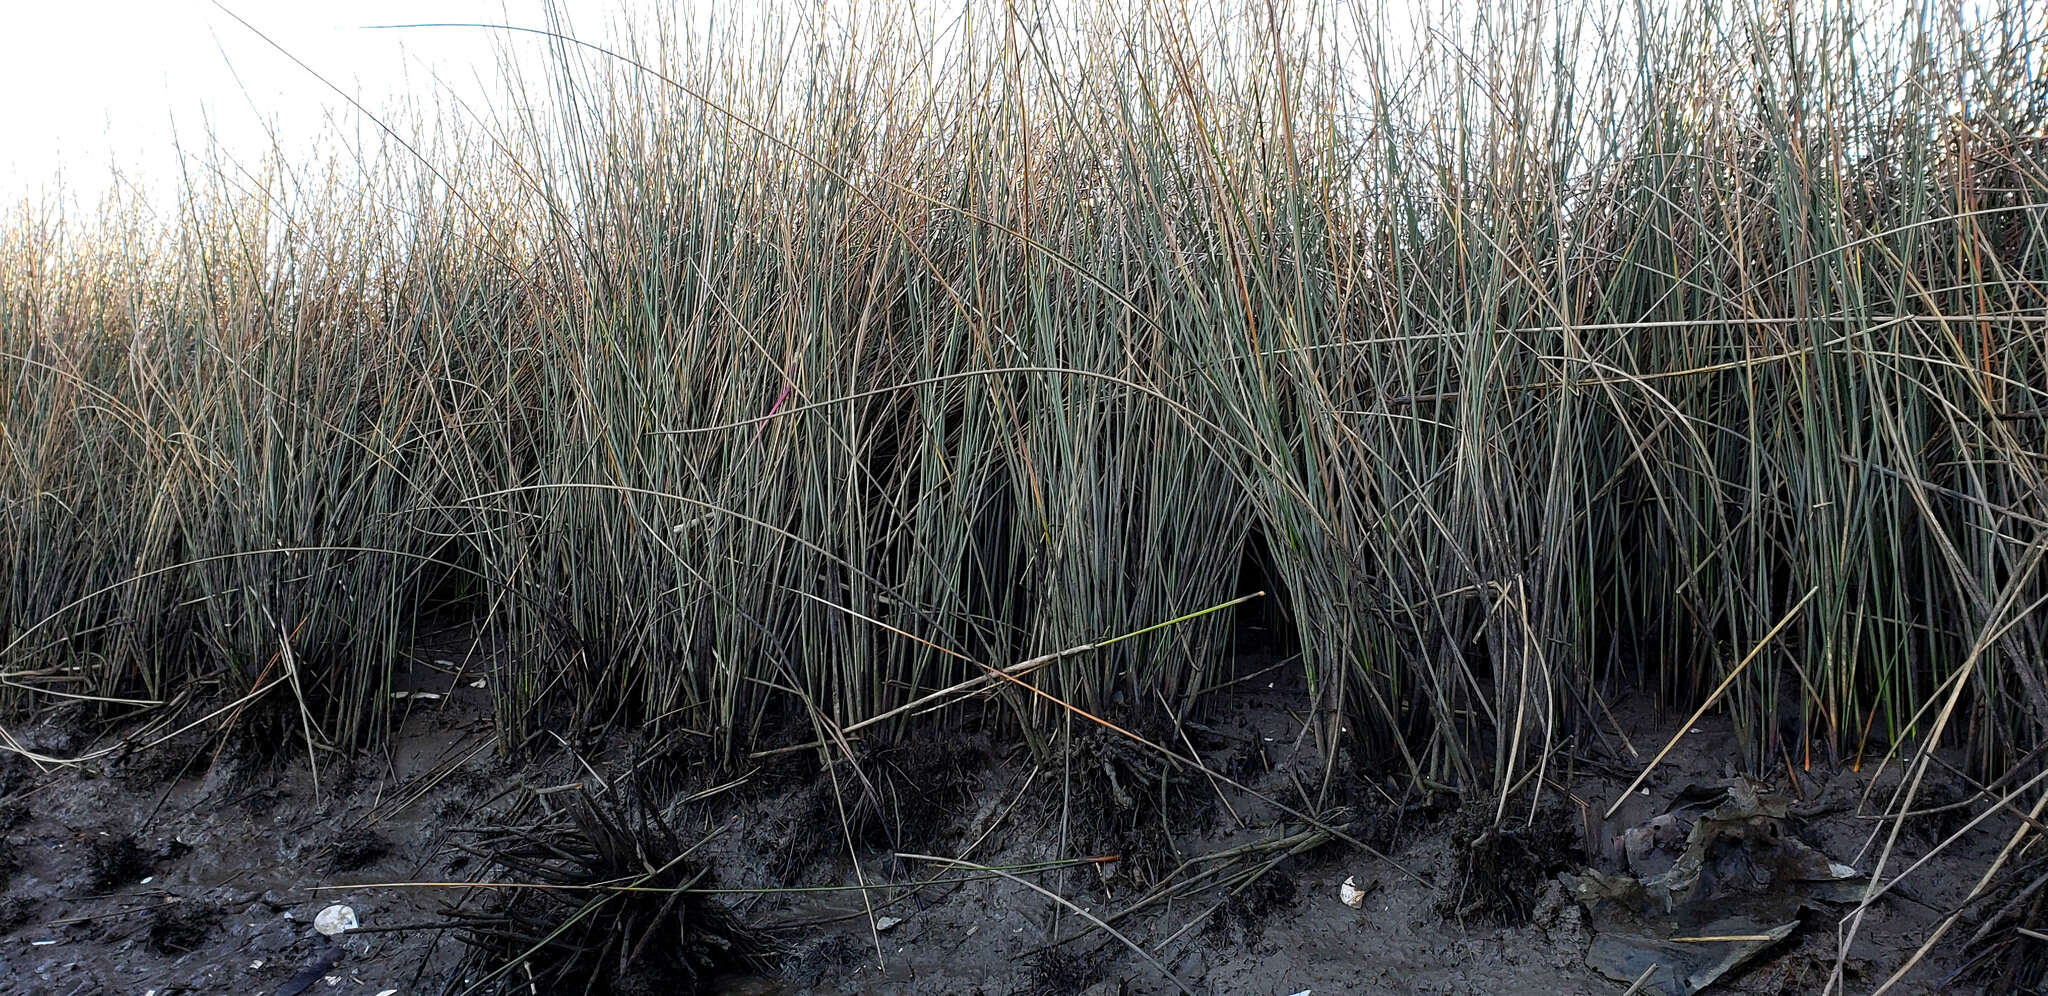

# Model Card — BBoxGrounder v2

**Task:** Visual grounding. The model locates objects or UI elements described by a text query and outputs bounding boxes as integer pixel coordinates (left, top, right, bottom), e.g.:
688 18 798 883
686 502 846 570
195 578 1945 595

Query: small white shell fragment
140 876 153 884
377 991 399 996
470 678 486 688
1829 862 1859 878
250 960 265 969
875 915 903 932
313 904 359 936
1339 875 1366 908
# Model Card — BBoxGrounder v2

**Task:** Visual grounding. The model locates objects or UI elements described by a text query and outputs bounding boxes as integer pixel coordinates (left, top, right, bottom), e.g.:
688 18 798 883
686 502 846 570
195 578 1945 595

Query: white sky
0 0 1970 214
0 0 1500 214
0 1 630 209
0 0 1047 212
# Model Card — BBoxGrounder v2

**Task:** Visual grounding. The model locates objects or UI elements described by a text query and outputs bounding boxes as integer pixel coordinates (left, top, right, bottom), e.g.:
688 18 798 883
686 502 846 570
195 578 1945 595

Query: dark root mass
444 780 774 995
1437 801 1582 925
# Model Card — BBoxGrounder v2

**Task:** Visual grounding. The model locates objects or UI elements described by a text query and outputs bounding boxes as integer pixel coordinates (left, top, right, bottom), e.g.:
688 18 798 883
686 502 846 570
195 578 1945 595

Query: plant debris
444 781 775 994
1437 801 1582 925
1567 779 1866 995
146 899 221 955
85 832 153 893
1066 725 1204 890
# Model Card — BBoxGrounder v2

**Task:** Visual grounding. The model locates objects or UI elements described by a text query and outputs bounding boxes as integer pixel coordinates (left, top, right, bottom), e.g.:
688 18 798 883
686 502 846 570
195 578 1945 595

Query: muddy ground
0 651 2022 996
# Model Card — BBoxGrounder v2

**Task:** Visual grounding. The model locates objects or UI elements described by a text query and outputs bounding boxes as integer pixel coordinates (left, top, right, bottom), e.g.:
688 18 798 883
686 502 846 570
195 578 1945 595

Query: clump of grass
447 784 773 995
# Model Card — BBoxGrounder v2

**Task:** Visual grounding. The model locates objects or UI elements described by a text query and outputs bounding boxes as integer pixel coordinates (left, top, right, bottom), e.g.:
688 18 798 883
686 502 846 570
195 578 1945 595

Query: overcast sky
3 0 1968 214
0 1 645 208
2 0 1482 210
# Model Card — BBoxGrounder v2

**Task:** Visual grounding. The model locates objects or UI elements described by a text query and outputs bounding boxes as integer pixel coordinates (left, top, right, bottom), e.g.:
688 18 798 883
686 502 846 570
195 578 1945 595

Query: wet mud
0 667 2021 995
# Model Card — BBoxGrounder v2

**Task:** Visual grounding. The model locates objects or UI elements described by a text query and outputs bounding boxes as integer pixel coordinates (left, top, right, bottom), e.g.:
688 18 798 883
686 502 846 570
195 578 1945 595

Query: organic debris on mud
84 831 155 893
1065 724 1206 890
1566 778 1869 995
1016 946 1102 996
1437 800 1583 924
0 799 29 833
766 727 987 885
782 933 865 990
145 898 222 955
318 830 392 874
0 688 2005 995
1348 776 1454 854
1959 850 2048 994
445 780 775 994
0 895 40 933
1206 866 1300 946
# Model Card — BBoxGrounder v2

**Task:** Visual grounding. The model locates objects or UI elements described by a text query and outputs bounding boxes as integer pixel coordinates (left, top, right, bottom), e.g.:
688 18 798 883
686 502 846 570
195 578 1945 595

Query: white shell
313 904 359 936
1339 875 1366 908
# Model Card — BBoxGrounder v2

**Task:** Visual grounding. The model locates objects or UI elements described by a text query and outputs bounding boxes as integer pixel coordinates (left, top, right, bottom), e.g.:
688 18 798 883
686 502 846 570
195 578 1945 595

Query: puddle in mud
0 669 2017 995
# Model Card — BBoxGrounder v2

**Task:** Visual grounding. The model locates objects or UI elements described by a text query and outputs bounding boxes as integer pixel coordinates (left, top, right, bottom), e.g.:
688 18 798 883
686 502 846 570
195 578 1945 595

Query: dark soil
145 898 222 955
85 832 157 893
1436 801 1583 925
1205 867 1298 946
763 726 990 887
0 664 2016 995
1061 720 1209 891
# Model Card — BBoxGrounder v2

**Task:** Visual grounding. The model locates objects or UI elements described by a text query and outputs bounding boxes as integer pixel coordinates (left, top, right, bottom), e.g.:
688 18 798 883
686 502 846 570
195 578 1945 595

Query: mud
0 665 2022 995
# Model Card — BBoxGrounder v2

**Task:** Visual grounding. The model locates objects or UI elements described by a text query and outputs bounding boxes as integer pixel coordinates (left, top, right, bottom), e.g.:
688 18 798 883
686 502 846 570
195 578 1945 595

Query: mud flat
0 666 2010 995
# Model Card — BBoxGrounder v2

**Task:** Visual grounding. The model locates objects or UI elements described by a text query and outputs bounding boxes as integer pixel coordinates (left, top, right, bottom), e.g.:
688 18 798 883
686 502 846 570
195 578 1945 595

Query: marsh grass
1 0 2043 875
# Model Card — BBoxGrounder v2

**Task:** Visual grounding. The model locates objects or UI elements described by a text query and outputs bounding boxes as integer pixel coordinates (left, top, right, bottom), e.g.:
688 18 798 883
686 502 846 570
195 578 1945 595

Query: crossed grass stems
2 0 2046 990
